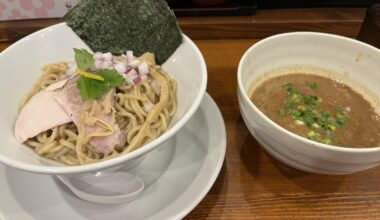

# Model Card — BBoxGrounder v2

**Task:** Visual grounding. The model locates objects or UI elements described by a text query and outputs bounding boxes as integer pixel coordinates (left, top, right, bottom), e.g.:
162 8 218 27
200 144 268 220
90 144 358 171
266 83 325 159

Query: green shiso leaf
74 48 94 71
76 76 107 100
76 69 125 100
64 0 182 64
97 69 125 89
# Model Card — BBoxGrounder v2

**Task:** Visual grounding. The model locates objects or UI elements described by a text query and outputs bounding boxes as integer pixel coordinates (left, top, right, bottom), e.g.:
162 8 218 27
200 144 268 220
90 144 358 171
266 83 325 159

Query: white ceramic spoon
57 172 144 204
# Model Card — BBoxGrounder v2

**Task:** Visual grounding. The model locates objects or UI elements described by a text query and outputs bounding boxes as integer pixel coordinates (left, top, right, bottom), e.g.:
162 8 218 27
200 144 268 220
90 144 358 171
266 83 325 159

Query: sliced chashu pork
14 79 72 143
15 76 125 155
54 76 126 155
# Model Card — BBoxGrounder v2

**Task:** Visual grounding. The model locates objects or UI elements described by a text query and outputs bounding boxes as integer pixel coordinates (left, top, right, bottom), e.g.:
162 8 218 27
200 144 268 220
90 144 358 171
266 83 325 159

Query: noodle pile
22 58 177 165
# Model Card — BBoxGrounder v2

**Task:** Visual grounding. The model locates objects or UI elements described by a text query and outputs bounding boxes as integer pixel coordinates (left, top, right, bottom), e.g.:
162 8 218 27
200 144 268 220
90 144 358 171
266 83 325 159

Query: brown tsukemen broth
251 73 380 148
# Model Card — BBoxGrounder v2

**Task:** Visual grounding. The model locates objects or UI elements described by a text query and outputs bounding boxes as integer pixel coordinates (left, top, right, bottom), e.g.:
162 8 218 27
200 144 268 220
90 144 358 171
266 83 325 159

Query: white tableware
0 93 226 220
238 32 380 174
57 172 145 205
0 22 207 174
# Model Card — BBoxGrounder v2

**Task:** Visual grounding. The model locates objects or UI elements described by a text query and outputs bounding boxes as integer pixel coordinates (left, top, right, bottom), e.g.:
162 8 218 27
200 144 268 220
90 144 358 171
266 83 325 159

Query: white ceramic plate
0 93 226 220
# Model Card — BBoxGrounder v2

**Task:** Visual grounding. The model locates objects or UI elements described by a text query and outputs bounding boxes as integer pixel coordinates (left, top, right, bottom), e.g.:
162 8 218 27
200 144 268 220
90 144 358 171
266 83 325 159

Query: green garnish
77 69 125 100
74 48 94 71
280 83 347 145
307 131 316 137
322 138 332 144
312 123 320 128
302 95 319 106
283 83 295 94
285 100 297 108
308 82 317 90
330 134 337 142
336 108 346 128
327 124 336 131
278 109 286 117
74 49 125 100
288 108 301 118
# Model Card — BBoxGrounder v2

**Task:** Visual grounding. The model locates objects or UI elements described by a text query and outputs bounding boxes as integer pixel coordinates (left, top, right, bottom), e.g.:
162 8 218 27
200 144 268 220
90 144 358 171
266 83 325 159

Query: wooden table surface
2 7 380 219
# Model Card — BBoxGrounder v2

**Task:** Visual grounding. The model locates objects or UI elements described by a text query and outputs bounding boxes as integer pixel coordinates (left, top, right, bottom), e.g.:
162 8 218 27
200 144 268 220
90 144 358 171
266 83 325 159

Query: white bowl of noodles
0 23 207 174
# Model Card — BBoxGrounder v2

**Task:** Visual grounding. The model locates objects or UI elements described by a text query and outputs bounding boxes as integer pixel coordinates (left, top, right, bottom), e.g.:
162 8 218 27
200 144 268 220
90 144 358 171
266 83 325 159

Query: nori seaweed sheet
64 0 182 64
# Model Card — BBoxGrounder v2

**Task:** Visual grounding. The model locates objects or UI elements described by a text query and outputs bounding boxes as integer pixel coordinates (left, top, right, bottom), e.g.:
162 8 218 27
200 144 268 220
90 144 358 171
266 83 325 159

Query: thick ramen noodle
19 53 177 165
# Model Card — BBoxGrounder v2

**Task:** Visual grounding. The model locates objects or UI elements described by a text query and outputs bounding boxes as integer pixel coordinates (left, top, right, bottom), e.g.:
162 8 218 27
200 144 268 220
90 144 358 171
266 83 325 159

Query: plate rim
0 93 227 220
173 93 226 219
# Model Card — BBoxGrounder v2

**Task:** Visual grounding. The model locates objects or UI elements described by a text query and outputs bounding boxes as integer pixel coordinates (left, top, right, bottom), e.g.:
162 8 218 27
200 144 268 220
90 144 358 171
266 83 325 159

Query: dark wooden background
3 8 380 219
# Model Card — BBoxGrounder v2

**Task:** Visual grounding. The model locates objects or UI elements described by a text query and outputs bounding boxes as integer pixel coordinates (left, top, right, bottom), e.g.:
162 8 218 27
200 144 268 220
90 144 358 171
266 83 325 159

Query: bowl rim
0 22 208 174
237 31 380 153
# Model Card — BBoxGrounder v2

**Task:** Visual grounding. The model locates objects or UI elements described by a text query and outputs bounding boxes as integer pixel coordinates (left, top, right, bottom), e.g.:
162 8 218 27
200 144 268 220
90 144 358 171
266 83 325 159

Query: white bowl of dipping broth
238 32 380 174
0 23 207 174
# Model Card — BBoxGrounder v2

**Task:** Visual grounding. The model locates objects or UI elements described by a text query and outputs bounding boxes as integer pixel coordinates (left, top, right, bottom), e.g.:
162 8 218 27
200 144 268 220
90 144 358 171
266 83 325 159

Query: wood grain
0 43 9 51
184 39 380 219
0 8 365 44
180 8 366 39
2 8 379 219
0 18 61 44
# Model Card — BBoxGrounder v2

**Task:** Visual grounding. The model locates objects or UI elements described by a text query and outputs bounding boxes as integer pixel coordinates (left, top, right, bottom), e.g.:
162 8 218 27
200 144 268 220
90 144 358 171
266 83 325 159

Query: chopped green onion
307 131 316 137
322 139 332 144
321 111 330 118
280 82 347 145
312 123 320 128
330 135 336 142
283 83 295 94
291 93 299 101
308 82 317 90
288 109 301 118
278 109 286 117
327 124 336 131
285 100 296 108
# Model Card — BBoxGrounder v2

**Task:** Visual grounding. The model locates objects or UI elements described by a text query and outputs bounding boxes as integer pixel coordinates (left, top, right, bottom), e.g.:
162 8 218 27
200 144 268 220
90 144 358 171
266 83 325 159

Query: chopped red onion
114 63 126 74
103 52 113 61
99 61 112 69
124 66 133 75
126 51 134 63
125 74 141 85
125 70 139 85
143 101 155 112
111 57 117 64
133 76 142 84
138 62 149 75
93 52 102 60
94 60 102 69
128 59 140 68
128 69 137 76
